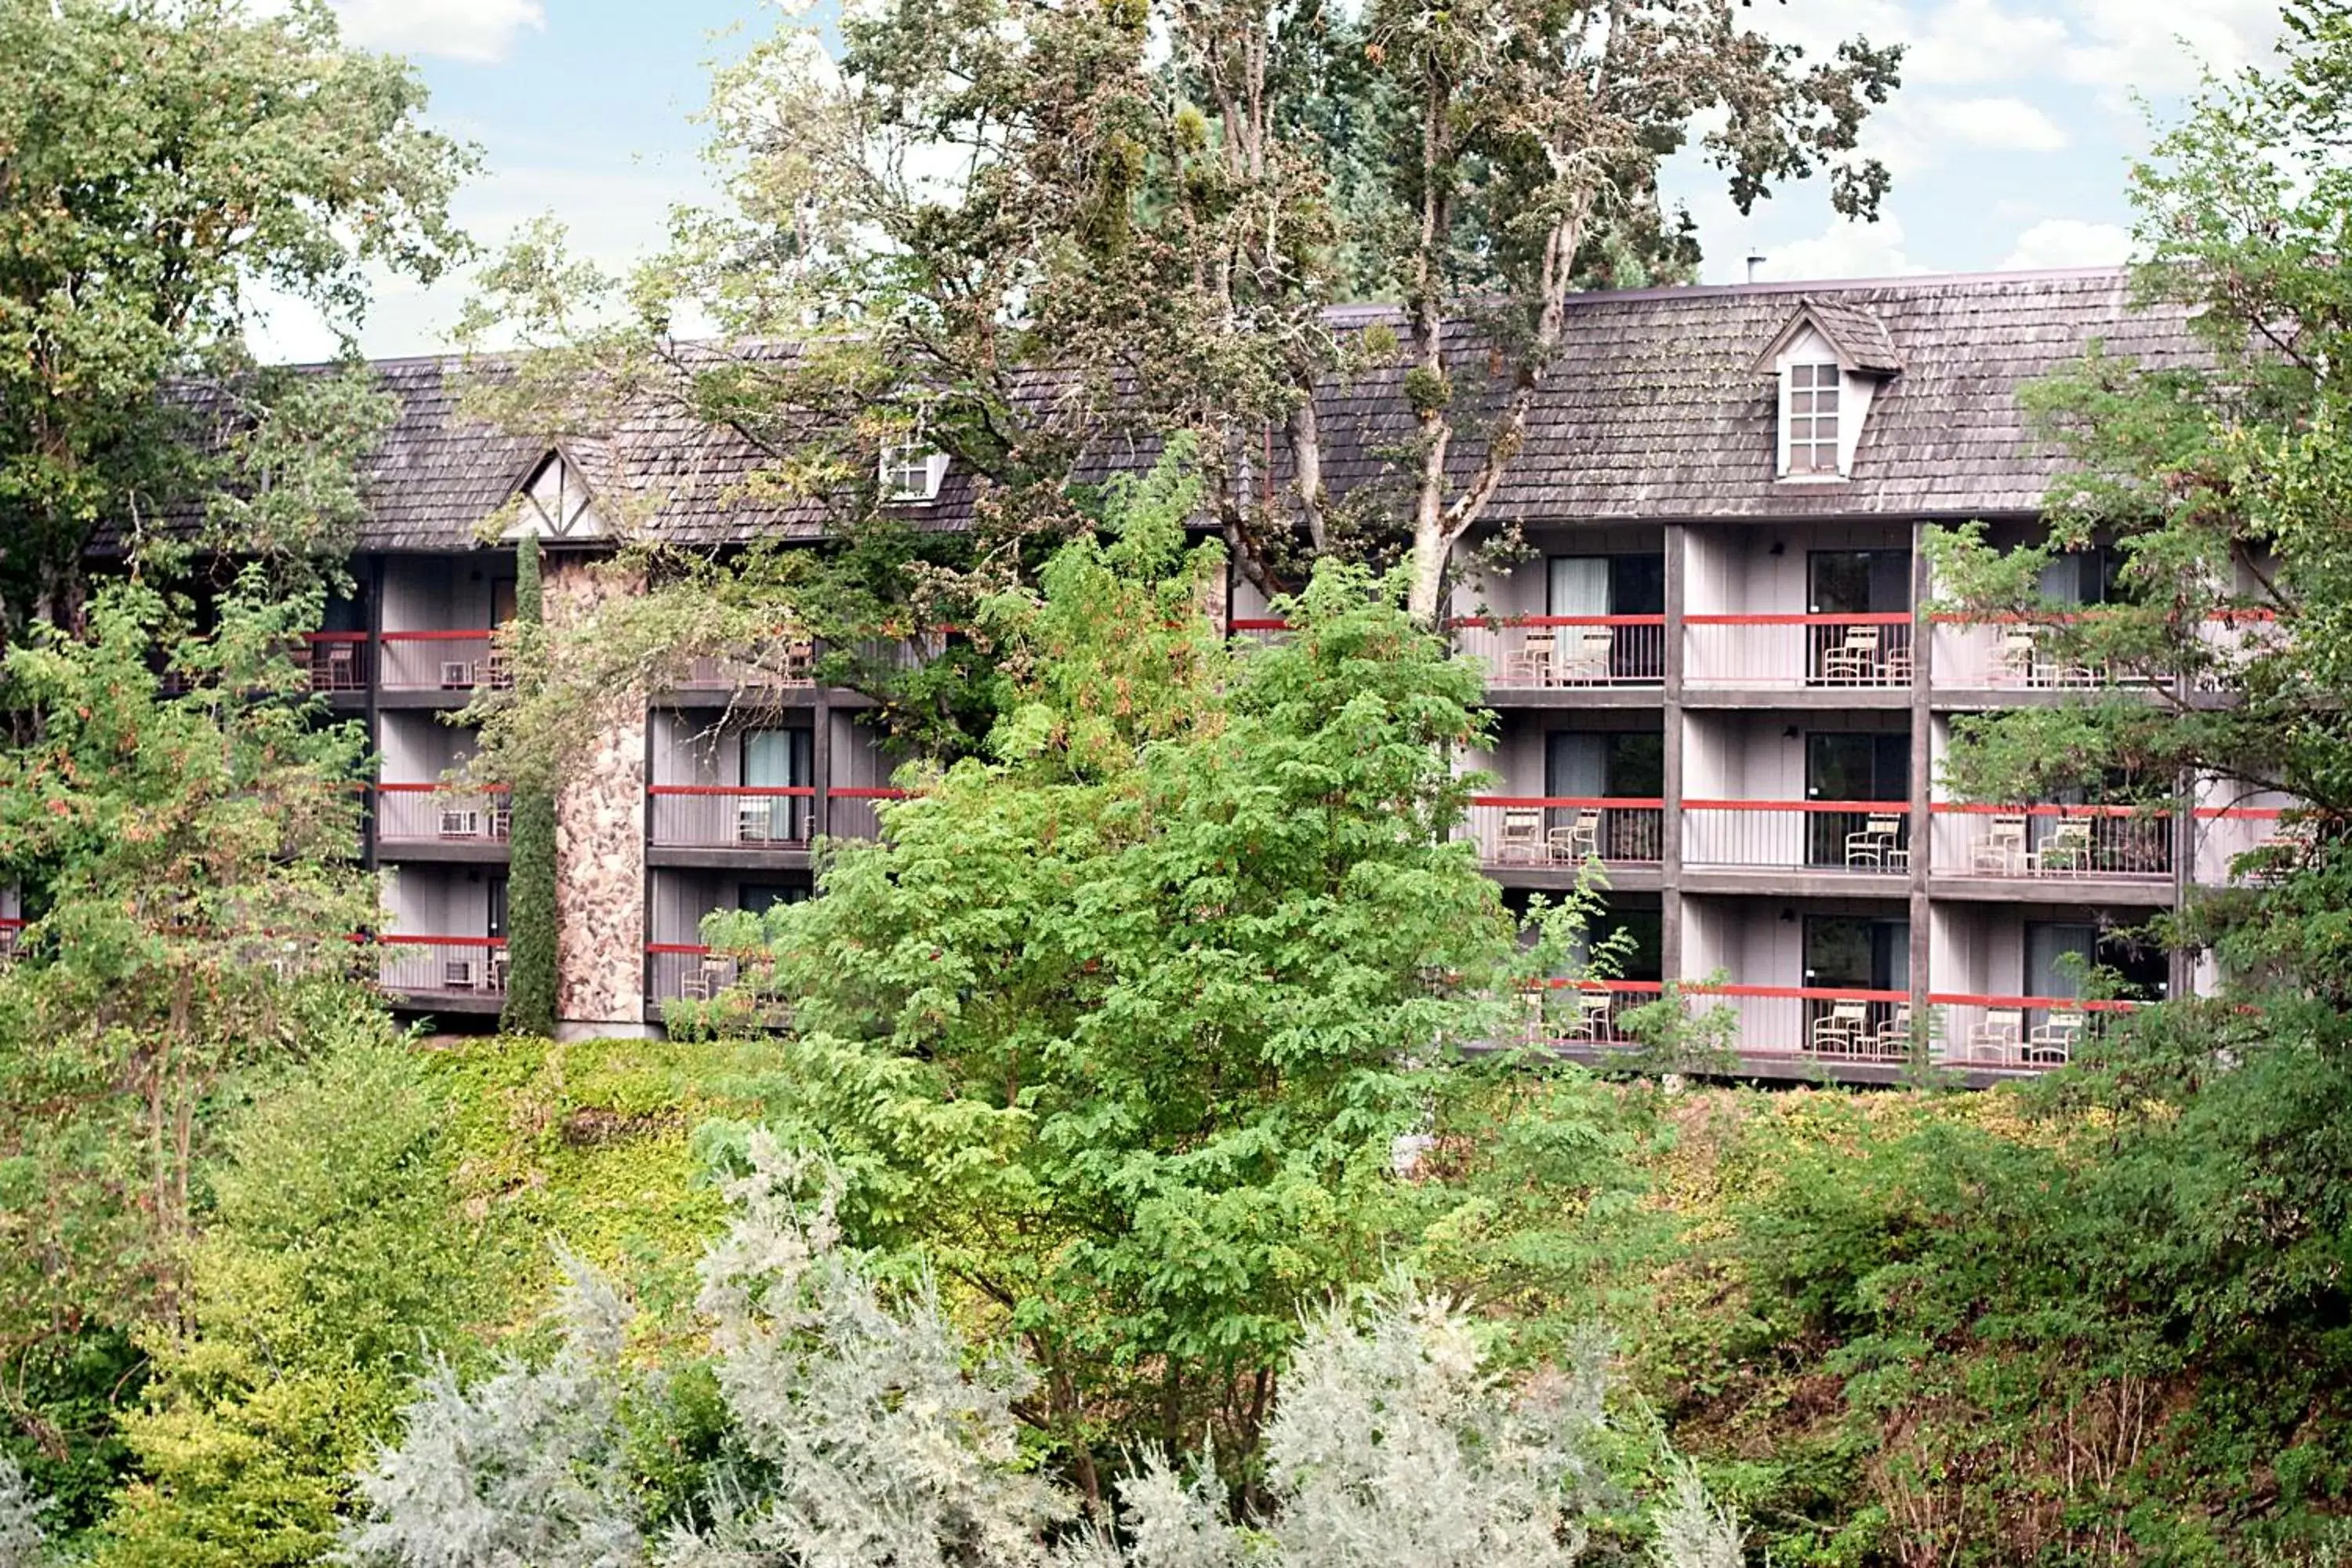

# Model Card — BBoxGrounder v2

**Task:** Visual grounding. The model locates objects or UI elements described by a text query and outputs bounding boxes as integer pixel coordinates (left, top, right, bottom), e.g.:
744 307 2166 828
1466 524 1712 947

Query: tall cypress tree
501 534 559 1036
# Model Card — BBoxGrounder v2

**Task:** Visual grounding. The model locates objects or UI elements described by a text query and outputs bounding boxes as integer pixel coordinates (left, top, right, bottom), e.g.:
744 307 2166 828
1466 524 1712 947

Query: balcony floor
646 843 815 871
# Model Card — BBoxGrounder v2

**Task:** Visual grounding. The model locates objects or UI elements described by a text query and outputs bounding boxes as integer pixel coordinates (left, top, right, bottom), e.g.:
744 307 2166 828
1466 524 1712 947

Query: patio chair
1871 1004 1913 1059
1498 808 1544 862
1971 815 2029 874
1504 630 1558 688
2032 819 2094 875
1969 1007 2024 1062
1811 1000 1869 1055
1557 627 1617 684
1570 990 1616 1042
1820 626 1881 684
1877 633 1915 686
2026 1010 2083 1065
738 799 776 844
1548 809 1602 863
1998 626 2040 685
1845 814 1904 869
314 641 357 692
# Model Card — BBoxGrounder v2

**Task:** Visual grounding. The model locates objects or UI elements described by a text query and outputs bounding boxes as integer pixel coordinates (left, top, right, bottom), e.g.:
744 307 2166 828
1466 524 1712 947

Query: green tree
499 535 559 1036
92 1025 477 1568
688 456 1615 1487
1926 0 2352 1001
454 0 1899 758
0 576 377 1515
0 0 472 628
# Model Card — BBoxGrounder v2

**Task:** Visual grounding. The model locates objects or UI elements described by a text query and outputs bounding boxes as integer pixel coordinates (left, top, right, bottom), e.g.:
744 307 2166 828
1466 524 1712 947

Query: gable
502 447 610 543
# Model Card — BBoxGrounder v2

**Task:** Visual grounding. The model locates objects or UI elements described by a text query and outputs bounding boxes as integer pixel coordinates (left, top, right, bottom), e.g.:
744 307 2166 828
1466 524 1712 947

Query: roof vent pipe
1746 252 1766 284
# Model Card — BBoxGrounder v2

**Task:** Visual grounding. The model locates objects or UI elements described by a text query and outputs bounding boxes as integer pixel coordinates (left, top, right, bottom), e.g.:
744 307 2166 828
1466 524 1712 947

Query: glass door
1805 731 1909 867
742 728 815 842
1547 557 1609 617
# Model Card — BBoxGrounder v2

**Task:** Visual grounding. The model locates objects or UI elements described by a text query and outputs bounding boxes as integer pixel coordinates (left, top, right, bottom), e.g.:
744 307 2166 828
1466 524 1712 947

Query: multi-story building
314 267 2279 1080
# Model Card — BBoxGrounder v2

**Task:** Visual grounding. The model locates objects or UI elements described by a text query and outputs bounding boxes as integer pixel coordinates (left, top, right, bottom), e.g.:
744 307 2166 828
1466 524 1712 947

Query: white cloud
1998 217 2132 270
1914 96 2067 151
1752 215 1922 283
2060 0 2285 97
331 0 546 64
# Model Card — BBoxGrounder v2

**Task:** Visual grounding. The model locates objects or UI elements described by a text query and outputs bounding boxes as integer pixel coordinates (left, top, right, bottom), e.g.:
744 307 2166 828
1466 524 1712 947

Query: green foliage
0 0 471 626
1925 1 2352 1000
0 576 378 1486
501 535 558 1036
690 456 1629 1481
347 1136 1740 1568
92 1023 478 1568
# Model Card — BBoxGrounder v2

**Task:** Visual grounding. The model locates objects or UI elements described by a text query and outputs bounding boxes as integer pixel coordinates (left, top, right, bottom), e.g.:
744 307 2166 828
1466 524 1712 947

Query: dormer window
1751 298 1901 484
1786 363 1842 475
880 439 948 505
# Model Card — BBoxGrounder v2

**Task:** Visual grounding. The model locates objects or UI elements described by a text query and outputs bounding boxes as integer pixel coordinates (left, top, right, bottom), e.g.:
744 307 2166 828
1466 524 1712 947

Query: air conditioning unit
440 660 476 689
487 808 511 840
438 809 480 838
442 959 477 990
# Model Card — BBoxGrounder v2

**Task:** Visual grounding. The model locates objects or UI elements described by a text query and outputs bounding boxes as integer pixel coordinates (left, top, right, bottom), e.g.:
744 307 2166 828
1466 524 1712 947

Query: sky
265 0 2290 362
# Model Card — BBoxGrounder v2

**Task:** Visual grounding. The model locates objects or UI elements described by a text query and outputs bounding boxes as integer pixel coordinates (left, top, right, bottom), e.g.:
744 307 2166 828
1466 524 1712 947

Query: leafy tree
499 535 559 1036
0 0 472 627
0 576 376 1502
346 1134 1743 1568
683 455 1626 1486
453 0 1900 761
1926 0 2352 1000
91 1024 478 1568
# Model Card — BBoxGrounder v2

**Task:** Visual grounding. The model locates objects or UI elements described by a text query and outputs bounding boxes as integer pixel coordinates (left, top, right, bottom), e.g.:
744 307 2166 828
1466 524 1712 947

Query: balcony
648 786 816 850
827 786 911 842
301 633 372 692
647 942 740 1004
379 630 505 693
2194 806 2292 884
1460 796 1665 872
373 784 511 849
1686 614 1914 691
1519 979 1665 1047
1682 800 1913 876
1526 982 2137 1075
1928 804 2172 883
1928 993 2135 1070
1450 617 1666 691
377 935 506 1007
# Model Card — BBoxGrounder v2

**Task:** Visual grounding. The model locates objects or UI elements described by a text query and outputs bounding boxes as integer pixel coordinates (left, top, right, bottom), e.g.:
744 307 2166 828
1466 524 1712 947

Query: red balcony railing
1929 802 2172 880
826 786 911 843
373 783 511 845
1682 800 1913 873
1522 978 1667 1046
379 630 506 692
376 934 506 998
1229 617 1291 647
648 785 816 848
301 633 372 691
1449 616 1667 688
1461 796 1664 868
1686 612 1914 689
0 917 22 960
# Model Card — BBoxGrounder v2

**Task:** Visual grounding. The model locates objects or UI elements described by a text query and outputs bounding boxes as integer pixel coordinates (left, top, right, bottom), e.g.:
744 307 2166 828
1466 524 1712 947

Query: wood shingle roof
339 267 2199 552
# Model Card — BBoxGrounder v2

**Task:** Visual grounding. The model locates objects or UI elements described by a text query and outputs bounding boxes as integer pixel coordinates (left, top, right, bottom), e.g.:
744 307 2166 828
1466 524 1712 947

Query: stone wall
546 555 648 1029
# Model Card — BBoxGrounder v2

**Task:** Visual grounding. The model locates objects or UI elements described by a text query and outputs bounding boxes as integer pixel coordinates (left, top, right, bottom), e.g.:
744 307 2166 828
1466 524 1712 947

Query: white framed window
1784 362 1842 476
880 439 948 504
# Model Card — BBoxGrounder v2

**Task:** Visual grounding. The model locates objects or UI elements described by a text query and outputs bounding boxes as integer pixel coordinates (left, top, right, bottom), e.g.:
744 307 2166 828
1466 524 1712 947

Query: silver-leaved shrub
345 1134 1743 1568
